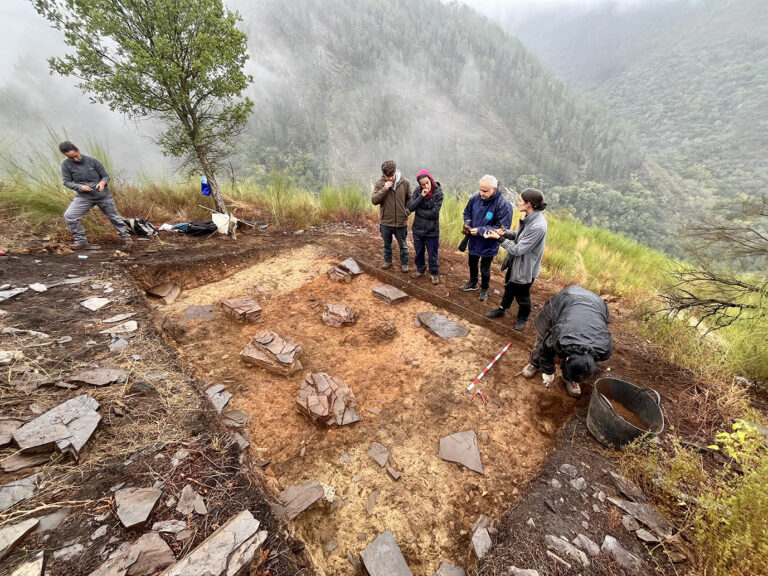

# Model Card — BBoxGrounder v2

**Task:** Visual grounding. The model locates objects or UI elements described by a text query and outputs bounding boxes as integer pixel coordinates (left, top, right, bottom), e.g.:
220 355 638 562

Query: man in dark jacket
408 169 443 285
459 175 513 301
59 141 130 250
372 160 412 272
522 285 613 397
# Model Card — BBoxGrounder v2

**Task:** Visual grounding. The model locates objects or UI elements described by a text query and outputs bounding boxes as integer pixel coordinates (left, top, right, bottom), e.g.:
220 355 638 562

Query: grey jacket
498 210 547 284
61 155 111 195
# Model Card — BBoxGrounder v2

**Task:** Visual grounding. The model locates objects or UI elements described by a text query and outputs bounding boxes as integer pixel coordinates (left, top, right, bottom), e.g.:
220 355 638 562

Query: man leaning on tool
372 160 412 273
523 285 613 397
59 141 131 250
459 175 512 302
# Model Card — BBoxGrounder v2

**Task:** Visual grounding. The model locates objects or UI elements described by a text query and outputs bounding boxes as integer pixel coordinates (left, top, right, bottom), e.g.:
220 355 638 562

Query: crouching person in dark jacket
522 285 613 397
408 169 443 285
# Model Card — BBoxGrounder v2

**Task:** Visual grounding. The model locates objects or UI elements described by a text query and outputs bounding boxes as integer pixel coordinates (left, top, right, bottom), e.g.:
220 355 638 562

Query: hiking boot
522 363 538 379
431 274 440 285
564 379 582 398
514 318 528 332
410 270 425 279
401 264 409 274
478 289 488 302
70 242 101 251
460 280 479 291
381 262 392 270
484 307 505 319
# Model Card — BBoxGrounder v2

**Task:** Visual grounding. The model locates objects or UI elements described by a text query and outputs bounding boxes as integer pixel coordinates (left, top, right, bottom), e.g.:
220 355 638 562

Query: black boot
485 307 505 319
514 318 528 331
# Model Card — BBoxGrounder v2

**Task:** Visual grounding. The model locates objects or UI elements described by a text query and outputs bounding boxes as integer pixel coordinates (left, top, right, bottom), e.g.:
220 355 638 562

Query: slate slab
0 287 28 303
69 367 128 387
297 372 361 427
0 418 24 447
9 550 45 576
147 283 181 305
434 562 466 576
608 497 676 538
221 296 262 322
367 442 389 467
13 395 101 459
322 304 356 327
360 530 412 576
278 481 334 520
439 431 484 474
572 534 601 557
100 321 138 336
0 351 24 366
0 518 39 560
372 285 409 305
601 535 644 574
338 258 364 275
159 510 266 576
81 297 111 311
178 305 218 325
88 532 175 576
176 484 207 515
240 331 303 376
220 410 249 428
415 312 469 339
472 527 492 559
544 535 589 567
205 385 232 414
102 313 137 324
1 452 49 473
152 520 187 534
115 487 162 529
609 471 647 503
328 266 352 283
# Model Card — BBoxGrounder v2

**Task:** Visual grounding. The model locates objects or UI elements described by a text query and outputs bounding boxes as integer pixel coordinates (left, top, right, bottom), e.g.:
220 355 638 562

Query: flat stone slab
297 372 361 427
240 331 302 376
102 312 137 324
572 534 600 557
178 305 218 325
205 385 232 414
338 258 364 275
0 287 28 303
1 452 49 473
328 266 352 283
147 283 181 305
0 351 24 366
159 510 266 576
368 442 389 467
100 321 138 336
176 484 207 515
13 371 55 393
472 527 492 559
360 530 412 576
69 367 128 387
278 481 334 520
439 431 484 474
88 532 175 576
152 520 188 534
415 312 469 339
220 410 249 428
601 535 644 574
544 535 589 567
322 304 356 327
221 296 262 322
608 497 676 538
0 418 24 447
0 518 39 561
609 471 647 503
81 297 111 311
13 394 101 458
115 487 162 529
9 550 45 576
372 285 409 305
434 561 466 576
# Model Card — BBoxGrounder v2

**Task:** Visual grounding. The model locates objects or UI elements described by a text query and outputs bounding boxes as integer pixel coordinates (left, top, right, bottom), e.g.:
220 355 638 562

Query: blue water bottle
201 175 211 196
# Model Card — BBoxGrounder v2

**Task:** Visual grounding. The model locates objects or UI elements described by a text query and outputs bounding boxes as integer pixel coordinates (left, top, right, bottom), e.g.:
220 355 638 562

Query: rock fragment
239 331 302 376
221 410 249 428
81 297 111 311
205 385 232 414
434 562 466 576
322 304 356 327
278 481 334 520
102 313 137 324
296 372 361 427
372 285 409 305
572 534 601 557
176 484 207 516
178 305 217 325
507 569 540 576
544 535 589 568
328 266 352 283
0 287 28 303
147 283 181 305
608 471 647 503
360 530 412 576
635 528 660 543
368 442 389 467
9 550 45 576
69 367 128 387
0 418 24 447
159 510 266 576
608 497 676 538
601 535 644 574
0 351 24 366
100 321 138 336
1 452 49 473
221 296 262 322
472 527 492 559
0 518 39 560
559 463 578 479
152 520 187 534
439 431 483 474
12 394 101 459
338 258 364 275
115 487 162 529
415 312 469 339
28 283 47 293
89 532 175 576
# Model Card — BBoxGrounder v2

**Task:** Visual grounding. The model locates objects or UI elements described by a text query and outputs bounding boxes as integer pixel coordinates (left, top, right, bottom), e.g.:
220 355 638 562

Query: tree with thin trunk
660 196 768 330
31 0 253 214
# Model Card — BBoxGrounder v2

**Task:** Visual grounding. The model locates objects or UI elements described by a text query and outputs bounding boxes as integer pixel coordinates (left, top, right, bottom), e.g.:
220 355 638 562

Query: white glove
542 373 555 388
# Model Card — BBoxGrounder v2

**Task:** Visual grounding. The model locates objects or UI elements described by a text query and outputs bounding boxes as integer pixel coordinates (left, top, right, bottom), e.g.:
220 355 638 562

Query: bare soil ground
2 226 764 576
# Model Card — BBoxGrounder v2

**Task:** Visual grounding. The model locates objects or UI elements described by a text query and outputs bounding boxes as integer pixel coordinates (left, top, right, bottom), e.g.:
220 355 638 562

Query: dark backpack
123 217 157 237
185 221 219 237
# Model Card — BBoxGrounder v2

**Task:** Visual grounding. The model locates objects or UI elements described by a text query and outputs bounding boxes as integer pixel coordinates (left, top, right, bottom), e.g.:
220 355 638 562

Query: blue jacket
462 191 513 257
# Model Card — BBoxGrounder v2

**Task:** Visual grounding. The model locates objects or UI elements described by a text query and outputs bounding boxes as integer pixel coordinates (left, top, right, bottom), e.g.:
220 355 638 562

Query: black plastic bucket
586 377 664 447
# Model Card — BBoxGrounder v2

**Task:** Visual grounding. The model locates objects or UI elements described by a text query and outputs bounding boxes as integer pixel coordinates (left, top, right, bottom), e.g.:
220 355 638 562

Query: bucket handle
640 387 661 406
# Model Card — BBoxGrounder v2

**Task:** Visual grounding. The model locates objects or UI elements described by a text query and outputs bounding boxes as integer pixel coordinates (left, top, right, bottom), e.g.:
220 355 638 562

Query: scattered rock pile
296 372 361 427
239 330 302 375
322 304 356 327
221 296 263 323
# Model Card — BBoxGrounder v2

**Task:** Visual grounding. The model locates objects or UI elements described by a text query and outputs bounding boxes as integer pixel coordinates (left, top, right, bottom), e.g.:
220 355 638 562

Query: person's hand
461 223 471 235
80 185 93 192
483 229 500 239
383 180 393 190
96 182 105 191
470 227 478 236
421 188 429 197
542 373 555 388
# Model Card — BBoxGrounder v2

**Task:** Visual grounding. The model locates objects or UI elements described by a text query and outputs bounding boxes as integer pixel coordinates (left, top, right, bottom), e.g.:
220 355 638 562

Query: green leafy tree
31 0 253 214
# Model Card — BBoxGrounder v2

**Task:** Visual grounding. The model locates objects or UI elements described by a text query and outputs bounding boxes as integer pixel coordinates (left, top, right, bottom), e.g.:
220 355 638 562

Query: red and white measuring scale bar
466 341 513 392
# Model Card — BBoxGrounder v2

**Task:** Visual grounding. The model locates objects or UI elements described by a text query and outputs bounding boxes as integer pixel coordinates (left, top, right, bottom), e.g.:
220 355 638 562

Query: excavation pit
146 241 572 575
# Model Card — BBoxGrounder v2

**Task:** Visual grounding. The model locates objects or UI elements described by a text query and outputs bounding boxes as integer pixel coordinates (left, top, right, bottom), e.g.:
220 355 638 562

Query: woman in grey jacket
483 188 548 331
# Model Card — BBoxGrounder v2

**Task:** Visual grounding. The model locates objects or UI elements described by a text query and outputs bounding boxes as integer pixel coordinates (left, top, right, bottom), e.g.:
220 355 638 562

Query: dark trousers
500 274 533 321
468 254 493 290
380 224 409 265
413 234 439 274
